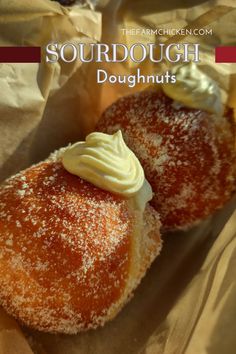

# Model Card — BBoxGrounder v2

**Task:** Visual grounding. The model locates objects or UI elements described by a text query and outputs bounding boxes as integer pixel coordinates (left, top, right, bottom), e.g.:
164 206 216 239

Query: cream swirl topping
62 131 151 205
162 63 223 115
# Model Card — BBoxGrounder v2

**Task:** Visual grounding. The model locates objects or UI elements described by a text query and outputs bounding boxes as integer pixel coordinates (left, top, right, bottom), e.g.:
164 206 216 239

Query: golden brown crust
97 90 236 231
0 159 162 333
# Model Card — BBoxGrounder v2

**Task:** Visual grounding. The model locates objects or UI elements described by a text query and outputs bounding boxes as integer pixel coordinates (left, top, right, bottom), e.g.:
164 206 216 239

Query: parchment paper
0 1 235 353
0 0 101 183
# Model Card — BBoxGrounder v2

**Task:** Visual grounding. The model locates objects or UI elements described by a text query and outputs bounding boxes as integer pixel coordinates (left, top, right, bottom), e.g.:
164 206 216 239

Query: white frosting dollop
62 131 152 210
162 63 223 115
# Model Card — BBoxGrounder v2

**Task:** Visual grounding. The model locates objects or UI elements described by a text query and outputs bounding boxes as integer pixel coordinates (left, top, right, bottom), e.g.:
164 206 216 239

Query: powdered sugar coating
0 157 162 333
97 90 236 230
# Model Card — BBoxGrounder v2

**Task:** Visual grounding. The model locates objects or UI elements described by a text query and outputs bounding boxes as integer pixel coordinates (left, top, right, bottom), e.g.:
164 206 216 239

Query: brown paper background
0 0 235 353
0 0 101 183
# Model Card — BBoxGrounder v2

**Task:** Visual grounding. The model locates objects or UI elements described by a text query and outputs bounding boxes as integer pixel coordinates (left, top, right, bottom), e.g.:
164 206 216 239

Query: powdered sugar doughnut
0 152 161 333
97 90 236 230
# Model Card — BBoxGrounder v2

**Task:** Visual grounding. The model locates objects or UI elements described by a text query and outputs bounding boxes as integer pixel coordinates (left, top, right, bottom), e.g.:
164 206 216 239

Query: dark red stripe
215 46 236 63
0 47 41 63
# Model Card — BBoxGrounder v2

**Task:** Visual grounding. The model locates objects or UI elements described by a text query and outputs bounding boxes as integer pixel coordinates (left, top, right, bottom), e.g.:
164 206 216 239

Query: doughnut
0 134 162 333
97 90 236 230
